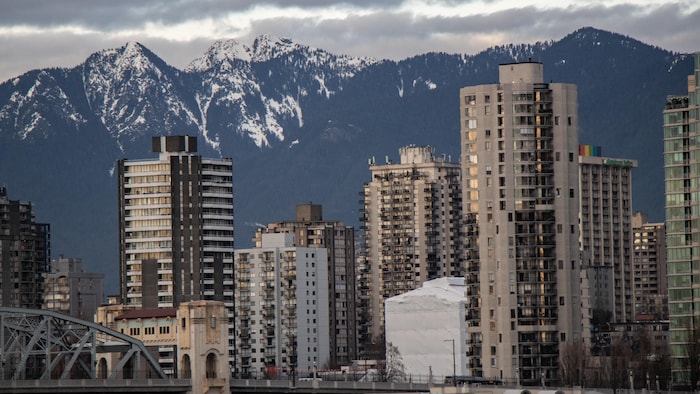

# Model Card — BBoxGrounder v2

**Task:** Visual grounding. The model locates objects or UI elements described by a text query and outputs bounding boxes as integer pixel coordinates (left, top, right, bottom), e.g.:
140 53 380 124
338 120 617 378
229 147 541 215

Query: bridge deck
0 379 191 394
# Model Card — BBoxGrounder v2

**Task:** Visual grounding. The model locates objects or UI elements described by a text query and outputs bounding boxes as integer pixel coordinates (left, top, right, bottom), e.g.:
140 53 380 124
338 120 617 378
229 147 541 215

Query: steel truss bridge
0 307 189 393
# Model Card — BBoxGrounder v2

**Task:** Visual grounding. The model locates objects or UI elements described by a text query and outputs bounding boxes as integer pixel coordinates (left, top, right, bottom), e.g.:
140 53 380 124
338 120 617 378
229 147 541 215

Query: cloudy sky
1 0 698 83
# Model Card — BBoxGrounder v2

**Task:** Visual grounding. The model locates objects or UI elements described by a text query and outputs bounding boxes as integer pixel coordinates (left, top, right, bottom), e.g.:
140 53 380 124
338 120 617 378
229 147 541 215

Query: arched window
206 353 217 379
180 354 191 379
97 358 108 379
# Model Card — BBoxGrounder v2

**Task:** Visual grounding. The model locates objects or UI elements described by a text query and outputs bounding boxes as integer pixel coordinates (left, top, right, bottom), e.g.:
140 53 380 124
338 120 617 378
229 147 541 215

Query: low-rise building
385 277 467 383
95 300 230 394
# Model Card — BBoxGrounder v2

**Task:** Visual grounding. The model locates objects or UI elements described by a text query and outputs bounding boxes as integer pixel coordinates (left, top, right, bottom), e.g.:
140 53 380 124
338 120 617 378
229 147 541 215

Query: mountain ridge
0 27 693 294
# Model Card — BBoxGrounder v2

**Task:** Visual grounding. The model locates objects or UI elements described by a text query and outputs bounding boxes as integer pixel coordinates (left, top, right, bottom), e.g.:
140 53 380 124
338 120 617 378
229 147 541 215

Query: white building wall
234 234 330 377
295 247 330 374
385 278 466 382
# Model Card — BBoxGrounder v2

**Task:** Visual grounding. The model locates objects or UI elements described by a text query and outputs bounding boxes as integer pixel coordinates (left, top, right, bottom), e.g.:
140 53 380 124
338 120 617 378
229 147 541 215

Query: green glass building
664 52 700 388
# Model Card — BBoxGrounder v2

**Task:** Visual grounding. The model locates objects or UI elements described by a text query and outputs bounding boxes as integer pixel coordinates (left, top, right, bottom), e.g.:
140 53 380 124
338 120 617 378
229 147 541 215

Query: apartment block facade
253 203 356 367
631 212 667 321
360 145 463 343
578 145 637 323
0 186 50 309
117 135 235 361
234 233 330 379
460 62 585 386
43 256 104 320
663 52 700 388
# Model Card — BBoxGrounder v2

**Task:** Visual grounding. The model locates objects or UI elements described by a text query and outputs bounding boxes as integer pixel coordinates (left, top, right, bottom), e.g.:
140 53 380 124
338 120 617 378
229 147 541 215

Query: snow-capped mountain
185 35 377 148
0 27 693 290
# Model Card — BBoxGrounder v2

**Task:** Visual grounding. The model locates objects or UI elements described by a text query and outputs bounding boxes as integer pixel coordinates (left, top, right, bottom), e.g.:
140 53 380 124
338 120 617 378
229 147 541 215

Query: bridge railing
231 378 430 392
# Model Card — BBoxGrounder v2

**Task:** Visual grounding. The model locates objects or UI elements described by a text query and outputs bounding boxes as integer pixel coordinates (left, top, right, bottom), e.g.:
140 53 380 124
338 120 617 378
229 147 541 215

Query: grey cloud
0 0 404 30
1 1 698 83
241 2 700 61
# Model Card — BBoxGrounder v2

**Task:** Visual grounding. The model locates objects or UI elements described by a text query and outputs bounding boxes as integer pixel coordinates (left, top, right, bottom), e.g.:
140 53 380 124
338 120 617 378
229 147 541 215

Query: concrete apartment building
460 62 586 386
117 135 235 362
631 212 667 321
95 300 230 394
253 203 357 368
43 256 104 320
360 145 463 344
0 186 50 309
663 52 700 388
233 233 330 379
578 145 637 323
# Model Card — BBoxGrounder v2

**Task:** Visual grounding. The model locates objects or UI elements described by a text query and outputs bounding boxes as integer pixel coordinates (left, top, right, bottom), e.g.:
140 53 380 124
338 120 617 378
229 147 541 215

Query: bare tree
605 336 631 394
385 342 407 383
683 320 700 390
559 341 586 386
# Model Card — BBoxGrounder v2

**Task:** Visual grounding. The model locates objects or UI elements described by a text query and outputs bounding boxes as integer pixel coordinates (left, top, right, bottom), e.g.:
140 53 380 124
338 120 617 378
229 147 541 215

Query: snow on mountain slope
187 35 377 147
0 70 85 140
82 42 200 147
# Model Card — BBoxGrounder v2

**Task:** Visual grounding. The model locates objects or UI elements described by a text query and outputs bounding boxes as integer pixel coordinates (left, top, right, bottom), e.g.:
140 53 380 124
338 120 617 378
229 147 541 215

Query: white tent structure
385 277 467 383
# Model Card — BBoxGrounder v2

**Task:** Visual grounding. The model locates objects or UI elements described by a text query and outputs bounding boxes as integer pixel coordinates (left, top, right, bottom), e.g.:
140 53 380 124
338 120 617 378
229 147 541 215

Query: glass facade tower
664 53 700 388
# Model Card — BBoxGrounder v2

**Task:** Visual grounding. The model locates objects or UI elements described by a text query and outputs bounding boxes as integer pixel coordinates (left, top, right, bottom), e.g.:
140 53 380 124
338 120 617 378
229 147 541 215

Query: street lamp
443 339 456 386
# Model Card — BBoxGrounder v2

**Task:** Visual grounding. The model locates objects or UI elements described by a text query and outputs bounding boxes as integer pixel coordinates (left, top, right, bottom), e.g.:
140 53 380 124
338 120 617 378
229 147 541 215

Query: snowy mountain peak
250 34 300 62
186 39 251 72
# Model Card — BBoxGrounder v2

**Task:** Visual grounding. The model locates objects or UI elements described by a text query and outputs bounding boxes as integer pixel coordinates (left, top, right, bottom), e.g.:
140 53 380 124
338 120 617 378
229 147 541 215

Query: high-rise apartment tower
631 212 667 321
578 145 637 323
234 233 330 378
663 52 700 388
117 135 235 361
253 203 357 367
361 145 463 344
0 186 50 309
460 62 585 385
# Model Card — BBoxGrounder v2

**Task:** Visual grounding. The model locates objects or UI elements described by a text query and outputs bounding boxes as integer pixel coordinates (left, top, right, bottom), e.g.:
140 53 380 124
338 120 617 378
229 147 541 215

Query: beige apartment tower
361 145 463 343
460 62 585 386
578 146 637 323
